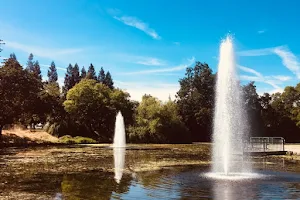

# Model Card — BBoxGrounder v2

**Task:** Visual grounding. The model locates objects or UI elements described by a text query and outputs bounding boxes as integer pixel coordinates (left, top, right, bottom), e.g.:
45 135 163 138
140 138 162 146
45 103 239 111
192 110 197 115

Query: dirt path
2 128 59 143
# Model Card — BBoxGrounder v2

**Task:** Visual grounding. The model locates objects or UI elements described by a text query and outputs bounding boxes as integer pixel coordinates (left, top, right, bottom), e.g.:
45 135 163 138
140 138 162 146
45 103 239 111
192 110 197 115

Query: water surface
1 144 300 199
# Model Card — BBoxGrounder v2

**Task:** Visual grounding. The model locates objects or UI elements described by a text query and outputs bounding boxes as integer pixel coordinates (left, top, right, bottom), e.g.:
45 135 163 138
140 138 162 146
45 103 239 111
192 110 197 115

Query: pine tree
9 53 17 60
63 64 74 94
104 71 114 89
86 63 97 80
97 67 106 83
47 61 58 83
33 60 42 80
81 66 86 79
26 53 34 72
73 63 81 84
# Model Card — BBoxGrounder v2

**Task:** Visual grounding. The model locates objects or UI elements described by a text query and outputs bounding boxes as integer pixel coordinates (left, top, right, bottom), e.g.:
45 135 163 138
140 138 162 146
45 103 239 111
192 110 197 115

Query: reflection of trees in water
61 172 132 199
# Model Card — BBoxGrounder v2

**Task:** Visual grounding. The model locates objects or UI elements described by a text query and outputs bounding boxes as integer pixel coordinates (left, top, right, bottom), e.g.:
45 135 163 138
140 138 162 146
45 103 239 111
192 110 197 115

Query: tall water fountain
113 111 126 183
211 36 251 177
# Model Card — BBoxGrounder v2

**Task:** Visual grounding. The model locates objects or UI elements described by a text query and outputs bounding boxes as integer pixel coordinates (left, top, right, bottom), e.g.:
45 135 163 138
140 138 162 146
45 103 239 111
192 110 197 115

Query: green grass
58 135 97 144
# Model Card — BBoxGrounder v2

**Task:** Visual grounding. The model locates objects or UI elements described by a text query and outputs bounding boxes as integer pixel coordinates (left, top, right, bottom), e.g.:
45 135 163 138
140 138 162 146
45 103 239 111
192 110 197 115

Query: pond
1 144 300 199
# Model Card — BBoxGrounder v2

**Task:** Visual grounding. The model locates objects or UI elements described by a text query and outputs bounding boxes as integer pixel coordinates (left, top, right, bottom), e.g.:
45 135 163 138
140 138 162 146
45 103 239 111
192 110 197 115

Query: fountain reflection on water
113 111 126 183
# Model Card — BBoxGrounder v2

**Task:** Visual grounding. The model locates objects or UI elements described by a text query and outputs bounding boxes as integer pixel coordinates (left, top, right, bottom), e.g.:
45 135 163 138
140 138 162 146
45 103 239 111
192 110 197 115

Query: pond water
1 144 300 199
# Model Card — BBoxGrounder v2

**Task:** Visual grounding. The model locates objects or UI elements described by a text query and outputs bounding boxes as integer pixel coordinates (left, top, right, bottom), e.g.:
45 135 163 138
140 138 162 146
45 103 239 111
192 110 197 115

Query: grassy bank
1 129 97 148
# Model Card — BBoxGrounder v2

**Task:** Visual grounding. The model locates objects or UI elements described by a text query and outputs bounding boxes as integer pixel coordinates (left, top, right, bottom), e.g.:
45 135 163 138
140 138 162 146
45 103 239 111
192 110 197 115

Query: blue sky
1 0 300 101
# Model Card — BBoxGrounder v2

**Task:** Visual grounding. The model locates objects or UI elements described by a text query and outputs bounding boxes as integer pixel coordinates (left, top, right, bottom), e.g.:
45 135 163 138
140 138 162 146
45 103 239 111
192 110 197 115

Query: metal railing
243 137 285 153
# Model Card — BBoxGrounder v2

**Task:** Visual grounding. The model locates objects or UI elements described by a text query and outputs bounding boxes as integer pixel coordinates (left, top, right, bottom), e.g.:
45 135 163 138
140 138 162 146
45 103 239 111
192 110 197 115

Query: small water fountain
113 111 126 183
208 36 253 179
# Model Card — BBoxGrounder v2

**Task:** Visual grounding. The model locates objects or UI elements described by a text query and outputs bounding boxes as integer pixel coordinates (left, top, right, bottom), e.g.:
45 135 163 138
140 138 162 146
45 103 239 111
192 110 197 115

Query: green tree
47 61 58 83
73 63 81 83
176 62 215 142
104 71 114 89
81 66 87 79
86 64 97 80
129 95 189 143
63 79 135 140
97 67 105 83
0 58 43 135
33 60 42 80
242 82 263 137
9 53 17 60
63 64 75 95
26 53 34 72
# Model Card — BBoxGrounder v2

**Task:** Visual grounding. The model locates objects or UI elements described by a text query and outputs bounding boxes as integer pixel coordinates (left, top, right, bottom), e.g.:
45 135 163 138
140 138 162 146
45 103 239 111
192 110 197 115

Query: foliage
63 79 135 141
176 62 215 142
48 61 58 83
81 66 87 79
86 63 97 80
2 52 300 143
129 95 190 143
0 58 43 133
58 135 96 144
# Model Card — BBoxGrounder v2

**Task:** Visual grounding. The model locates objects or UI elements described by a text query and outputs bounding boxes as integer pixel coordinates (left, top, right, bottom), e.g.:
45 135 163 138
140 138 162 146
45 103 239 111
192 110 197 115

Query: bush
58 135 96 144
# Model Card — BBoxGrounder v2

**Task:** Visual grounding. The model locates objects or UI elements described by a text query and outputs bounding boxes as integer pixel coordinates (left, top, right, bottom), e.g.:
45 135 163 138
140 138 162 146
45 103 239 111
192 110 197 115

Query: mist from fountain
211 36 251 177
113 111 126 183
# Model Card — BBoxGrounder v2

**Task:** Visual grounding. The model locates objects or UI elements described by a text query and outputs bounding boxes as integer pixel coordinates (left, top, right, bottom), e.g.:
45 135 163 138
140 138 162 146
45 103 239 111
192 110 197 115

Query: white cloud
135 57 167 66
271 75 292 82
5 40 83 60
273 46 300 79
113 16 160 39
173 42 180 46
238 46 300 82
239 64 284 92
237 47 278 57
115 80 179 102
257 29 267 34
238 65 262 77
122 57 195 75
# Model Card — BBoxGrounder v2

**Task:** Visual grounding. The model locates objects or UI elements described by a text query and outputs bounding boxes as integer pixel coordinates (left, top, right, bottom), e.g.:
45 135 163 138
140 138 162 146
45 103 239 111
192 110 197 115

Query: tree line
1 51 300 143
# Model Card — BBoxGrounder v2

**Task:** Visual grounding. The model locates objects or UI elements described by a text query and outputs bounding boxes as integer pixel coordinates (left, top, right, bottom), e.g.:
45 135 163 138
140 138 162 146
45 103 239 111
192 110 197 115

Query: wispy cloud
238 65 262 77
5 40 83 60
239 65 291 93
273 46 300 79
110 9 160 40
122 57 195 75
135 57 167 66
173 42 180 46
257 29 267 34
237 47 279 57
271 75 292 82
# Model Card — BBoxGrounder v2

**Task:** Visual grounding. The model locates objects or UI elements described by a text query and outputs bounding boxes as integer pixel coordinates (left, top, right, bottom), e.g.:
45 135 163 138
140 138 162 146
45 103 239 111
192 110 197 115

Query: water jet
211 36 251 178
113 111 126 183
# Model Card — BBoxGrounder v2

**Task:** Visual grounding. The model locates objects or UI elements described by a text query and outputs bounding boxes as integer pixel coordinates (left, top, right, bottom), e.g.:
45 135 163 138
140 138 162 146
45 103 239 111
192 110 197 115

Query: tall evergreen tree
33 60 42 80
26 53 34 72
86 63 97 80
9 53 17 60
73 63 81 84
47 61 58 83
63 64 74 95
97 67 106 83
104 71 114 89
81 66 87 79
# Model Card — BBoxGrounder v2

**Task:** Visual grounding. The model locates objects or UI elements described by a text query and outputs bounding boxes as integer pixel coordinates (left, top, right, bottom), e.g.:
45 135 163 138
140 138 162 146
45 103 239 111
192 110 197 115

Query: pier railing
243 137 285 153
